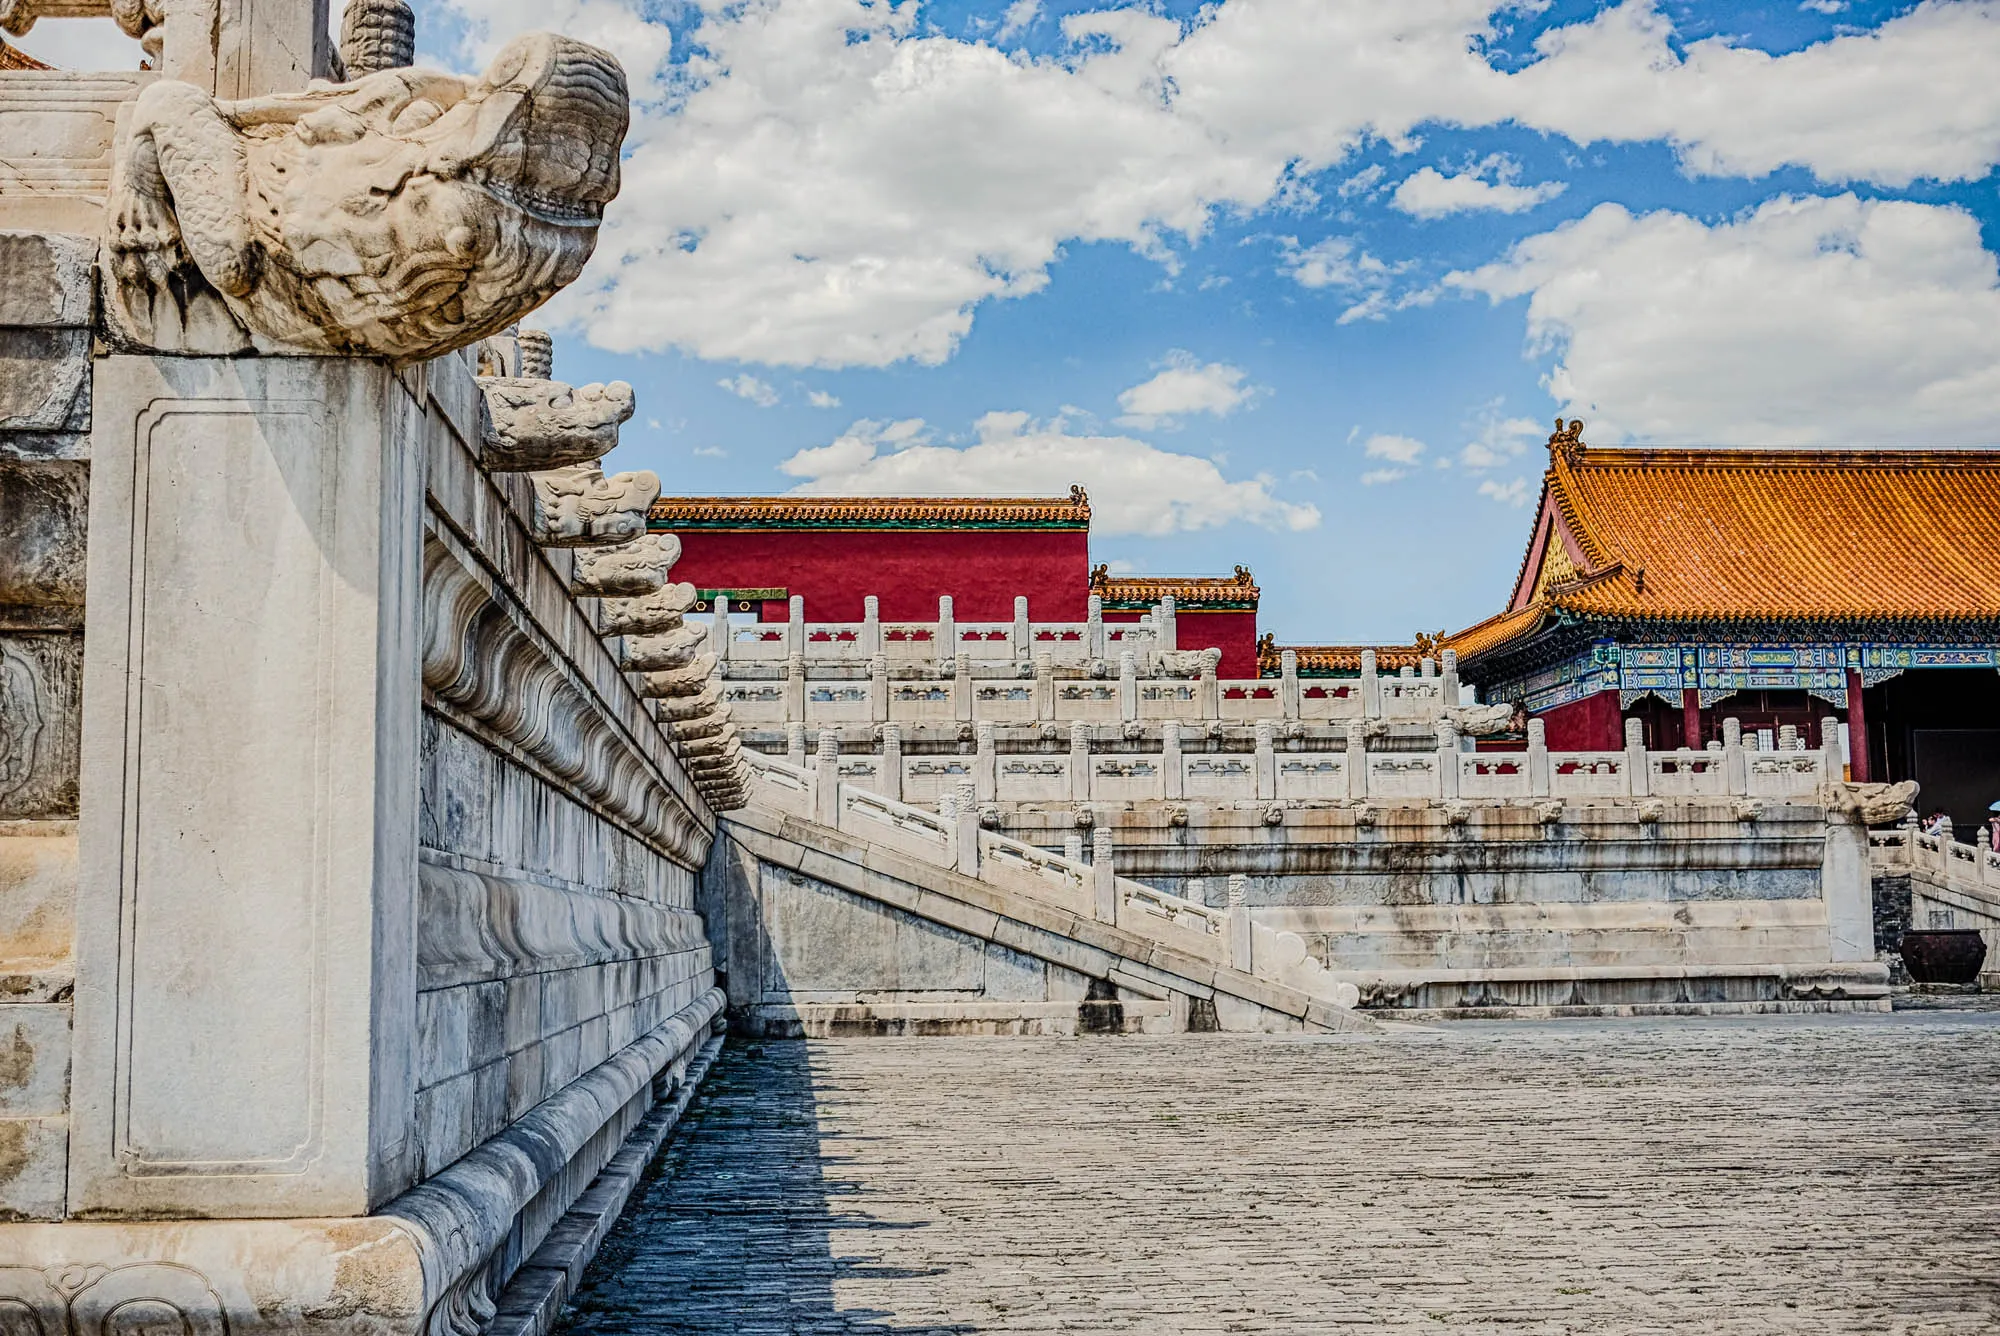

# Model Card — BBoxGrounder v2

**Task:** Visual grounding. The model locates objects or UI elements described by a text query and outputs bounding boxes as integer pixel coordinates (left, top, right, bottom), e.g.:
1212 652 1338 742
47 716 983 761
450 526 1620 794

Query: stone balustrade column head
1091 825 1117 923
1034 651 1055 721
1064 832 1085 863
937 595 956 662
1014 595 1031 662
1254 719 1277 801
1421 655 1437 678
813 728 840 826
1199 648 1220 720
1162 720 1184 800
1159 595 1178 651
869 653 889 724
1400 664 1417 679
1087 594 1104 658
786 721 808 768
1118 650 1138 721
1778 723 1799 751
862 595 881 656
1280 649 1300 720
1360 649 1381 718
515 327 553 381
1527 716 1550 797
1441 648 1460 703
953 651 973 722
708 598 731 661
1436 719 1460 801
953 777 980 874
1226 874 1252 972
787 595 805 655
1821 715 1842 782
1721 716 1747 792
340 0 417 77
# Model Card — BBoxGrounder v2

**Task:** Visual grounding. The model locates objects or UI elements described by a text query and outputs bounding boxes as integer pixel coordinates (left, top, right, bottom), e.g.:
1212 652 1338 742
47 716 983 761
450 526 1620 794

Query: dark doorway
1866 669 2000 841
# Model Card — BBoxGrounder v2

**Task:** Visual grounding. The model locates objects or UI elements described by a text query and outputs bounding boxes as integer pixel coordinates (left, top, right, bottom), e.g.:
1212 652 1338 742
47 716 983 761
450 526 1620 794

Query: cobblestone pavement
561 1013 2000 1335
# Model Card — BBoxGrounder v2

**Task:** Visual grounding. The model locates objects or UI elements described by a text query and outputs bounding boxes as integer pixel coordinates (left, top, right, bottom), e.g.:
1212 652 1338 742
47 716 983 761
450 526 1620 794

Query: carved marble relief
102 32 629 361
0 635 78 819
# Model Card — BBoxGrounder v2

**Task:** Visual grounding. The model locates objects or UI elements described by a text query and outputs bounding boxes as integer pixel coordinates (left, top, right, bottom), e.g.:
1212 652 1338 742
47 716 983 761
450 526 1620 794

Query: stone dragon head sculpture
105 31 628 361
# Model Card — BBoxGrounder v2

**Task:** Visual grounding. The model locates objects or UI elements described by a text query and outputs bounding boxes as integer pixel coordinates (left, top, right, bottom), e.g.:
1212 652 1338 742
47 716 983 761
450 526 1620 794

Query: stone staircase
723 754 1377 1035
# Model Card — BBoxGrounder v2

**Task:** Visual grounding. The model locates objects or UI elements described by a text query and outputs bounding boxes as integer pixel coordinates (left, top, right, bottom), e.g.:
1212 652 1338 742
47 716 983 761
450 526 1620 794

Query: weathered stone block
0 460 87 611
0 233 92 328
0 634 80 821
0 1004 69 1117
0 328 89 434
0 824 75 979
0 1115 66 1220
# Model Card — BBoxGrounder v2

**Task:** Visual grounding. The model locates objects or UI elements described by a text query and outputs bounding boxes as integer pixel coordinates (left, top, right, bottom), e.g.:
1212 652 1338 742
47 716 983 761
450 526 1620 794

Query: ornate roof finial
1233 564 1254 585
1549 417 1586 460
1069 483 1089 506
1089 562 1109 589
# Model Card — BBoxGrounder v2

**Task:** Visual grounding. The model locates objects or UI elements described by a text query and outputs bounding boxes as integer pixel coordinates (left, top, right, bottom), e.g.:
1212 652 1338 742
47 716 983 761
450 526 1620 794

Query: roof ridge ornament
1549 417 1586 460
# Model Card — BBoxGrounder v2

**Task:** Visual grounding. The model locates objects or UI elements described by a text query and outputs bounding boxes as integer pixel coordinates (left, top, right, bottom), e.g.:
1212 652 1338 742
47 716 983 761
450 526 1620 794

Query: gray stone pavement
560 1012 2000 1335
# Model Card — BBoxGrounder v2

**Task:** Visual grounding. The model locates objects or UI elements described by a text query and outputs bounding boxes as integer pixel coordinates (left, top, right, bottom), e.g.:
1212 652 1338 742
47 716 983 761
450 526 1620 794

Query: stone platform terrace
561 1015 2000 1335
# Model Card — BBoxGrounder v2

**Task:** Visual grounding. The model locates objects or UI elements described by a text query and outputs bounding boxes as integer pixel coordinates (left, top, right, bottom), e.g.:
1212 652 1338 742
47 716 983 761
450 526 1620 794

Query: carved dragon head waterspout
105 31 629 361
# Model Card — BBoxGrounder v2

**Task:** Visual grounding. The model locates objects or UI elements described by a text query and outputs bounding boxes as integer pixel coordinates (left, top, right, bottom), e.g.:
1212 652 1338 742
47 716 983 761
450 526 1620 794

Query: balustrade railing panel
902 755 976 804
1548 752 1632 798
1367 752 1441 799
1052 682 1121 721
1091 755 1167 802
1744 752 1825 797
1458 753 1531 799
1185 753 1259 799
1275 754 1348 800
1650 751 1728 796
996 756 1073 801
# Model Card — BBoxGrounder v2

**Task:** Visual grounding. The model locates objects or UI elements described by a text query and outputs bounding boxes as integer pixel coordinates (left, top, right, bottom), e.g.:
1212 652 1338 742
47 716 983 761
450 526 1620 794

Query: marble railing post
1091 826 1117 923
953 779 980 875
1346 721 1368 800
862 594 881 655
1227 874 1251 973
1069 722 1092 802
787 594 804 655
1436 720 1459 800
1163 722 1184 801
1360 649 1381 718
709 600 730 662
870 654 889 723
1034 651 1055 720
1625 717 1650 797
976 722 997 802
1420 656 1436 678
880 723 903 802
1527 717 1550 797
1280 649 1299 720
784 653 806 723
953 652 973 722
1086 593 1104 659
1064 832 1085 863
1199 652 1219 720
1722 717 1746 792
1441 648 1460 704
1013 595 1030 662
1254 720 1276 801
1821 716 1842 784
786 721 808 768
1118 651 1137 721
1158 595 1177 652
814 730 840 827
937 595 956 661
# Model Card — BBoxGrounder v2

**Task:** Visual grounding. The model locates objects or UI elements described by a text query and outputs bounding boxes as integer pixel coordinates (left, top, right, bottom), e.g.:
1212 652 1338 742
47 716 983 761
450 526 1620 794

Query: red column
1845 668 1870 783
1680 688 1703 749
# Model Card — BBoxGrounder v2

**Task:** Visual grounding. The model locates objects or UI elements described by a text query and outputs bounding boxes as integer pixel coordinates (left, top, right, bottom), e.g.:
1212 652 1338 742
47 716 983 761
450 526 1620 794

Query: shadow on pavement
558 1038 977 1336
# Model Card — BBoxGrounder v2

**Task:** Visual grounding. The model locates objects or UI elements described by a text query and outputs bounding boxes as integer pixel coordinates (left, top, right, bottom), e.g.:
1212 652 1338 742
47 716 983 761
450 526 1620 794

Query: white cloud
1360 468 1409 486
1455 402 1545 469
1449 194 2000 445
717 373 780 407
1363 434 1427 464
806 390 843 409
693 445 728 458
1278 237 1428 323
1391 163 1565 219
430 0 674 99
779 413 1320 536
1115 351 1257 428
997 0 1042 42
1479 477 1533 506
475 0 2000 368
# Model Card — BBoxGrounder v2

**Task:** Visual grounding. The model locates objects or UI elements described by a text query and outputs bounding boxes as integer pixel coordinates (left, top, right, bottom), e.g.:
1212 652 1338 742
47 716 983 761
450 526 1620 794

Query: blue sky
26 0 2000 642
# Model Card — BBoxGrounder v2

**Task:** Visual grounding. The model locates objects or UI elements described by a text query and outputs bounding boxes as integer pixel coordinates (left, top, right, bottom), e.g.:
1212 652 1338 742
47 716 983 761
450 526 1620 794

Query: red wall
1103 609 1259 680
1536 691 1624 751
666 528 1090 623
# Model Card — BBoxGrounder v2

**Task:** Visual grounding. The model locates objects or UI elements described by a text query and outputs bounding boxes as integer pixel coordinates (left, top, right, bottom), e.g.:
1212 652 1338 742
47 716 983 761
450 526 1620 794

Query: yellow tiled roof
648 489 1090 529
1092 565 1259 609
0 38 52 69
1255 634 1429 675
1450 424 2000 661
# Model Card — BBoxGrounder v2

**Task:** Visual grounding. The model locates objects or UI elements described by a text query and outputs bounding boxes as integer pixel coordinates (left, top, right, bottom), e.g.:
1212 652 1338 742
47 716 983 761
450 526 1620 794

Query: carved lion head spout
105 31 629 362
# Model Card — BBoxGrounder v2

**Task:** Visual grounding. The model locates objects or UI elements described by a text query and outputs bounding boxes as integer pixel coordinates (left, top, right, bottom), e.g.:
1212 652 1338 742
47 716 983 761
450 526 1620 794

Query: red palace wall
1535 690 1624 751
1103 609 1260 680
667 528 1091 624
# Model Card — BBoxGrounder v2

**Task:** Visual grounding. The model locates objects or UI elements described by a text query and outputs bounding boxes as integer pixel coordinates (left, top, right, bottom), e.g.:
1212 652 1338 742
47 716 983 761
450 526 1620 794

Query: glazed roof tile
0 38 52 69
648 490 1090 529
1450 426 2000 661
1091 565 1260 609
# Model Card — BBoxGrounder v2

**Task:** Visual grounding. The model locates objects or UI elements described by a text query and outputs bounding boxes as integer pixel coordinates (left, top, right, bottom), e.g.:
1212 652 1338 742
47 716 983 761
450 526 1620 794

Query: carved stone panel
0 632 79 820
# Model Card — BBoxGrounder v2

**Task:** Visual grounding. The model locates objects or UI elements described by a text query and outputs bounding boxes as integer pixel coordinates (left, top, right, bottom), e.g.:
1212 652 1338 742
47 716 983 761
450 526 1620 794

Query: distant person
1923 810 1953 840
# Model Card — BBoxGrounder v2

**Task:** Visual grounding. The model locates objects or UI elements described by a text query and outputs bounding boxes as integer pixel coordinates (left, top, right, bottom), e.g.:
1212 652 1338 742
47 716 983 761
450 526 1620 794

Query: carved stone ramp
720 801 1378 1036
